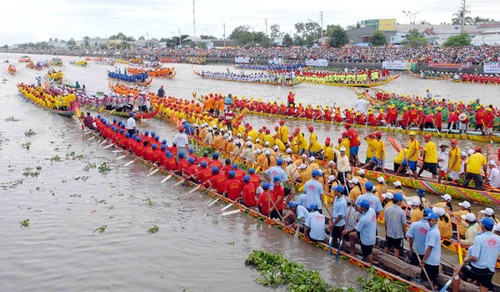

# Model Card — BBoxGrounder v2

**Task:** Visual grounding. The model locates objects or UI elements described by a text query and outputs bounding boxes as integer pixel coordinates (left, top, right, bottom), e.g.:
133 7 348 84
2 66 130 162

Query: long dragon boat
194 70 303 87
97 108 159 120
17 85 75 117
70 60 88 67
86 127 431 292
233 106 500 144
126 67 176 79
87 121 496 292
296 74 400 88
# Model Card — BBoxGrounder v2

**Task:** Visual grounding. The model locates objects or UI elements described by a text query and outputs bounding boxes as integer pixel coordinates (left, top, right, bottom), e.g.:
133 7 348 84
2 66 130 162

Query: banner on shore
484 62 500 74
235 57 250 64
382 60 408 70
268 58 283 65
427 62 471 69
305 59 329 67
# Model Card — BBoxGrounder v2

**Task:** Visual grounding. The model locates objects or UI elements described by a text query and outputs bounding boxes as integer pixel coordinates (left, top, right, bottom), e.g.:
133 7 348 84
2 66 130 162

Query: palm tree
452 11 473 26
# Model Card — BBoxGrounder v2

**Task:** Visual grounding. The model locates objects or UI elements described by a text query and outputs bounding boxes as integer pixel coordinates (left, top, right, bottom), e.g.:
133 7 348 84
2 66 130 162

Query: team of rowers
198 70 297 84
88 111 499 291
417 70 500 84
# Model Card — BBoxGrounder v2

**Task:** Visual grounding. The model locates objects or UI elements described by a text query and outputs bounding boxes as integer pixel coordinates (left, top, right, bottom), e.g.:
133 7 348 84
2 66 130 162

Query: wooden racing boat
193 70 303 87
237 107 500 143
70 60 88 67
17 91 74 118
96 108 159 120
407 69 452 81
87 127 430 292
296 74 400 88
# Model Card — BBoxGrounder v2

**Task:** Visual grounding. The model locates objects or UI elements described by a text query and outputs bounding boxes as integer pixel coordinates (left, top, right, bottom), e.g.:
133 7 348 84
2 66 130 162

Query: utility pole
460 0 470 34
264 18 268 36
223 23 226 48
179 28 182 47
320 11 323 38
193 0 196 37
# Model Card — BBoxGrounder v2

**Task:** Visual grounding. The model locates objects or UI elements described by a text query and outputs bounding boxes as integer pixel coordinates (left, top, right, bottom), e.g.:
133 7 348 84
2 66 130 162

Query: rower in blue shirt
420 212 441 290
356 182 383 216
305 204 326 243
304 170 324 213
452 217 500 292
406 208 432 266
343 199 377 265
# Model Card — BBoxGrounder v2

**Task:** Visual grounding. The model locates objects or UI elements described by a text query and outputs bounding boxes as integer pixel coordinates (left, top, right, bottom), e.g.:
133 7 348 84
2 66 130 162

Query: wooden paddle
412 245 436 292
116 155 127 160
336 205 352 261
147 168 160 176
221 203 234 211
222 209 242 216
123 159 136 166
161 174 173 183
454 220 464 265
439 265 463 292
208 198 220 206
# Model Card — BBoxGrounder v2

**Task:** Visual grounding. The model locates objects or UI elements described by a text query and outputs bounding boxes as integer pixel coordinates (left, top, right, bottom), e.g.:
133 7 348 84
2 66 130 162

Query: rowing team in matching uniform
199 70 296 83
90 113 499 291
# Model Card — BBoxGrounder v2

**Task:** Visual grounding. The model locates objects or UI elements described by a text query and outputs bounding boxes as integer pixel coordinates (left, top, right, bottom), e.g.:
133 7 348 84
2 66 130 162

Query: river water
0 53 498 291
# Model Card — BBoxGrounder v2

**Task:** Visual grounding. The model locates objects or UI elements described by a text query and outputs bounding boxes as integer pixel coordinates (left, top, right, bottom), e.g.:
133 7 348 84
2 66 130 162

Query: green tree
66 38 76 49
326 25 349 47
443 34 471 46
83 36 90 47
138 36 145 40
270 23 283 38
282 33 293 47
293 20 321 46
370 30 386 46
473 16 495 25
402 29 427 47
200 35 216 39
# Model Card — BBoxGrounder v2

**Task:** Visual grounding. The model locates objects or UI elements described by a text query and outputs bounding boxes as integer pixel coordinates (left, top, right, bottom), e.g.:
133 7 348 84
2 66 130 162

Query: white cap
286 148 292 154
349 178 359 184
237 133 242 138
467 149 474 155
393 181 402 187
432 207 446 216
181 119 186 123
489 160 497 166
246 141 253 146
227 137 233 141
285 157 292 163
255 138 261 143
461 213 476 222
228 130 232 134
494 224 500 232
480 207 494 216
408 198 420 206
441 194 452 201
264 142 270 146
246 137 252 141
302 154 308 159
328 160 334 166
377 177 384 183
358 169 365 175
255 149 262 154
340 146 346 152
265 150 271 156
458 201 471 209
273 145 279 150
193 123 199 127
382 192 393 199
461 151 467 156
328 175 336 181
309 156 316 162
299 164 307 169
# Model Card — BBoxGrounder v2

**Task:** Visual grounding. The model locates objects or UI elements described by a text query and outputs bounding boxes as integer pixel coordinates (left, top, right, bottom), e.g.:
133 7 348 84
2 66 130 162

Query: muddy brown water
0 53 498 290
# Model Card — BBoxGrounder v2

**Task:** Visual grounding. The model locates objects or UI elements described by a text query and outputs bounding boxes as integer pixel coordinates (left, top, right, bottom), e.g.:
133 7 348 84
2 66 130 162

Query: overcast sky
1 0 499 45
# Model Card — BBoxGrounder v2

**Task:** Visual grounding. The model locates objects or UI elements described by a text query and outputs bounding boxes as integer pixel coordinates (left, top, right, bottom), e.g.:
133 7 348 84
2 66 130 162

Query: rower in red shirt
162 152 177 171
141 141 154 161
177 152 190 175
220 158 233 178
183 157 199 180
198 151 211 166
188 148 199 164
248 168 261 190
196 162 213 186
270 177 284 219
210 167 227 194
223 170 244 200
132 137 145 156
304 106 313 119
287 105 296 117
434 108 443 131
256 182 272 216
239 175 257 207
377 109 386 126
210 152 222 169
323 107 333 121
232 164 247 181
367 112 377 126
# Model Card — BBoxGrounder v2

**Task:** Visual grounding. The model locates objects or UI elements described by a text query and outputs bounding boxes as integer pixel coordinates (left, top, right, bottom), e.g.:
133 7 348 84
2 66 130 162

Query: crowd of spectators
7 44 499 65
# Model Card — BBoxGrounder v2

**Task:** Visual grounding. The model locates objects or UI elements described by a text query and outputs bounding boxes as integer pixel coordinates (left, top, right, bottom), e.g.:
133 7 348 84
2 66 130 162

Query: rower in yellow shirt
395 131 419 178
442 138 461 183
340 133 350 158
263 130 275 147
433 207 453 239
278 120 289 144
247 127 259 142
364 134 378 163
417 134 438 179
307 126 322 156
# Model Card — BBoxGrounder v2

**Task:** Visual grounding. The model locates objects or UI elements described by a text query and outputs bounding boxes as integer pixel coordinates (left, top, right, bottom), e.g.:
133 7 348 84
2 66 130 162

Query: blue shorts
350 146 359 156
402 159 417 171
370 157 385 167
